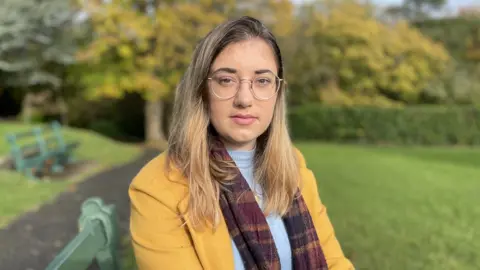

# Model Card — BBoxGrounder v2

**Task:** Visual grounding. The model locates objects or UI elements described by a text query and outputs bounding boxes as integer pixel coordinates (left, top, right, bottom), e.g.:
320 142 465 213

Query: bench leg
58 151 75 166
52 164 64 173
24 168 40 181
66 154 75 164
63 149 76 164
96 248 120 270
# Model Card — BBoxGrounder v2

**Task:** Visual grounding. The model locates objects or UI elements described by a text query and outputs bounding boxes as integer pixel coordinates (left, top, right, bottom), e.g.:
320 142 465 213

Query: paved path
0 149 159 270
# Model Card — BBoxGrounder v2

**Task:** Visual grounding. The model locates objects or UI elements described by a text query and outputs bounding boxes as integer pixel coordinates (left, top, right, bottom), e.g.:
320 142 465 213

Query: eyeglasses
207 70 283 100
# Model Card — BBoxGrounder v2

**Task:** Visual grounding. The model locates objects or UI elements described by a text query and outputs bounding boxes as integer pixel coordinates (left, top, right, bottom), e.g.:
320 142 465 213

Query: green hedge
288 104 480 145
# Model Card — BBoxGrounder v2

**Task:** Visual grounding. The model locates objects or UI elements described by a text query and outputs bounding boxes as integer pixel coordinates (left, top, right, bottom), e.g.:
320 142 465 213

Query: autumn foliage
288 1 450 107
73 0 452 141
76 0 226 101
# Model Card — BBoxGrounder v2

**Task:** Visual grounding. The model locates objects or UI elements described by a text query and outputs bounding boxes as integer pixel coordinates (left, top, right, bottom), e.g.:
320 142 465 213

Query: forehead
211 38 278 75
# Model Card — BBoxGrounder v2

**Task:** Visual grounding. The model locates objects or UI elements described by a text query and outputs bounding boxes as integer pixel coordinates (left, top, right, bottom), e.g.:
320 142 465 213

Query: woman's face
208 38 279 151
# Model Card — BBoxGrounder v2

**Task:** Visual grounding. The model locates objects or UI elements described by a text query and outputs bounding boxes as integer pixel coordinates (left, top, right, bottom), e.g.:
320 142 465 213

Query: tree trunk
21 92 34 124
144 98 166 145
57 96 69 126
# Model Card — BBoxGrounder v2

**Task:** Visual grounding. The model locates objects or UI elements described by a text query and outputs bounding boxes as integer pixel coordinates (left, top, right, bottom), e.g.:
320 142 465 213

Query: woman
129 16 354 270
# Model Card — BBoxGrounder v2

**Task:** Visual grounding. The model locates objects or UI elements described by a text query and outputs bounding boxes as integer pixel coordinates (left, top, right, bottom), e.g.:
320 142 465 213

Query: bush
89 120 124 140
289 104 480 145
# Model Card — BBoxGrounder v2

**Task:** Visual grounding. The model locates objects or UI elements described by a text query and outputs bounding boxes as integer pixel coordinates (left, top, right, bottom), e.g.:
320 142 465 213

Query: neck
220 138 256 151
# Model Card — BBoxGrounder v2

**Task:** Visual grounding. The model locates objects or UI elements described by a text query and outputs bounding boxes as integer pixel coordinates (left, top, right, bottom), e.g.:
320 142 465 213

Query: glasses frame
207 71 284 101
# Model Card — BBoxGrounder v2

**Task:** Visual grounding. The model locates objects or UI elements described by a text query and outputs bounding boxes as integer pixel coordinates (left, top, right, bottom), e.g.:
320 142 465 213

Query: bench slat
19 143 40 155
45 220 107 270
9 129 36 139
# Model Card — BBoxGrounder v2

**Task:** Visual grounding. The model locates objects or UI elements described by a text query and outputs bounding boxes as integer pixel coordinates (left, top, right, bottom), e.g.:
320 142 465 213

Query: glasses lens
209 73 239 99
252 72 280 99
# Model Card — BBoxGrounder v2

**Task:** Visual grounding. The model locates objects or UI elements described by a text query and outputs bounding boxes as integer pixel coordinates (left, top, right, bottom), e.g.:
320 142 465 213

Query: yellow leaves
339 67 355 80
304 0 451 103
93 73 122 99
266 0 296 37
103 83 122 99
465 28 480 61
119 76 134 90
85 84 121 100
136 56 156 69
323 1 381 44
76 0 451 107
117 45 132 58
76 0 229 101
318 79 403 108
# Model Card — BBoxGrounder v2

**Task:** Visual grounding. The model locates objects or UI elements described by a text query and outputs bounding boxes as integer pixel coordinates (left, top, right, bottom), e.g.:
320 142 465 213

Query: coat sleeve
129 174 202 270
295 148 355 270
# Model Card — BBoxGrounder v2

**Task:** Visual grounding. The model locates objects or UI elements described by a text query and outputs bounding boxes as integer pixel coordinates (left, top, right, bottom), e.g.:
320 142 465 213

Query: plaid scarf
211 139 328 270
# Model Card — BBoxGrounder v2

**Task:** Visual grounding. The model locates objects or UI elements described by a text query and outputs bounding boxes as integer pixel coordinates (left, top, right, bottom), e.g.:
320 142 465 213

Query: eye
219 77 234 84
256 77 272 85
213 75 237 86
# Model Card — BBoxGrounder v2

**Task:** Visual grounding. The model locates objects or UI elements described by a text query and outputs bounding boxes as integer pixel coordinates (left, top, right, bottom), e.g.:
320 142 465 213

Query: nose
233 80 253 108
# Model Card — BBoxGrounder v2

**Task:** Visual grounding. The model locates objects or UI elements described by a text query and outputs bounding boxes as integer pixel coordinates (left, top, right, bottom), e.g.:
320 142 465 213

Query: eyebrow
213 67 237 74
211 67 274 74
254 69 273 74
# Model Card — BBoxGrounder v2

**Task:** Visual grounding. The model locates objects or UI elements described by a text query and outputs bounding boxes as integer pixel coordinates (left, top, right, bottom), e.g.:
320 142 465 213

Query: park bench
45 197 121 270
5 121 79 180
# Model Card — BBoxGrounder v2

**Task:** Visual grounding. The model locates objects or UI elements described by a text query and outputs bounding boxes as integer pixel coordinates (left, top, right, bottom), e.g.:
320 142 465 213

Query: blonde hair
166 16 301 230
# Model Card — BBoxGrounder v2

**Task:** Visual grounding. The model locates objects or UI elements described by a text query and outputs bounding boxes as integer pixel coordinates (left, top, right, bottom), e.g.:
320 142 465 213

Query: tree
0 0 79 122
301 1 450 106
466 26 480 61
404 0 447 19
412 17 480 104
77 0 227 144
413 17 480 63
385 0 447 21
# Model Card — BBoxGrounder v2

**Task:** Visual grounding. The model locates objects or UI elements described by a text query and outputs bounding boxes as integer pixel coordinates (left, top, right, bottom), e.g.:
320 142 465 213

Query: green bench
45 197 121 270
5 121 79 180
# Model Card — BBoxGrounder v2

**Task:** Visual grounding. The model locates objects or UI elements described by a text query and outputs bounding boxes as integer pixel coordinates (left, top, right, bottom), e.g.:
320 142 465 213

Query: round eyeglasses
207 70 283 100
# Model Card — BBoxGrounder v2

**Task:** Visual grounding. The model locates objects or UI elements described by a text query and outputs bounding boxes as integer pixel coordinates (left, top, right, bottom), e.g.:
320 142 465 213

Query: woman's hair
166 16 301 229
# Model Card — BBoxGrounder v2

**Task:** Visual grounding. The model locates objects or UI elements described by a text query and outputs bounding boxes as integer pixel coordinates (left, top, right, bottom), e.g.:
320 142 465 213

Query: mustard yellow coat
129 150 354 270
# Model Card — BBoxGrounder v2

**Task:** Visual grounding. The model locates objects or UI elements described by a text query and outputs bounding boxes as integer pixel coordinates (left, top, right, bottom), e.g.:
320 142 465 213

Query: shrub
289 104 480 145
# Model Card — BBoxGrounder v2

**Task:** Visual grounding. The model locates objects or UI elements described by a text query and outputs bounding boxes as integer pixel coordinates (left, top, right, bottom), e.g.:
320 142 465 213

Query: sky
370 0 477 9
367 0 475 5
292 0 479 15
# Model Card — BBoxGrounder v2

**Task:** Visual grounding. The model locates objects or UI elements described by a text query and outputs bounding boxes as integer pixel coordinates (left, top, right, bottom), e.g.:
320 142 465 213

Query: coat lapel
178 194 234 269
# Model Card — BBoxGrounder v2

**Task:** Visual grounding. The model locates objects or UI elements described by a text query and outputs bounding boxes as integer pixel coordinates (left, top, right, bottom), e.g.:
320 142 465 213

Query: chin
231 135 256 144
234 129 259 140
224 132 258 149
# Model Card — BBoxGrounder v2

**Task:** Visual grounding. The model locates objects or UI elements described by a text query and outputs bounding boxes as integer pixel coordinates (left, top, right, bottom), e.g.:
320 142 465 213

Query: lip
230 114 257 125
231 113 256 119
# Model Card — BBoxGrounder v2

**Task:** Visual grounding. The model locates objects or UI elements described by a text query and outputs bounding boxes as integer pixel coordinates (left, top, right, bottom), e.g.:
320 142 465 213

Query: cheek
260 98 277 122
208 99 228 124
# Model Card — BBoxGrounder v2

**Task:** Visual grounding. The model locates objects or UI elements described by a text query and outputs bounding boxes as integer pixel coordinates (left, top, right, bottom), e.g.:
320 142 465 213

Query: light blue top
227 148 292 270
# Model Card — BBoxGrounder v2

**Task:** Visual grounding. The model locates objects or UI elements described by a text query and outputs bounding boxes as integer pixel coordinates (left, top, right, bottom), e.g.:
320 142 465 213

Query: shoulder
293 146 307 168
129 151 188 211
294 146 321 201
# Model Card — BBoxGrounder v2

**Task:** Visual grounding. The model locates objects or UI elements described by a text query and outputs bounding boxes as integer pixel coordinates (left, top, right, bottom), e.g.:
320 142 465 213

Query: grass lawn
0 121 142 228
296 142 480 270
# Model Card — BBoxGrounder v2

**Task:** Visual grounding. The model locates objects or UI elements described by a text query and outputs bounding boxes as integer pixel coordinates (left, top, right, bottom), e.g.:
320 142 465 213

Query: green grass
297 142 480 270
0 121 142 227
119 142 479 270
121 235 138 270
